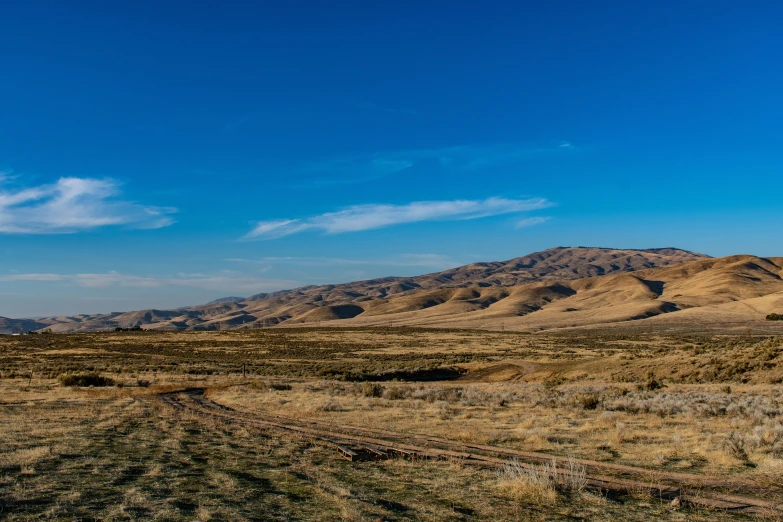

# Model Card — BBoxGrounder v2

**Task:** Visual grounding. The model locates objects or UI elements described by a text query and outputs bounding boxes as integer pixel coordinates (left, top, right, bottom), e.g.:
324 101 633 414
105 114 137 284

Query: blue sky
1 1 782 317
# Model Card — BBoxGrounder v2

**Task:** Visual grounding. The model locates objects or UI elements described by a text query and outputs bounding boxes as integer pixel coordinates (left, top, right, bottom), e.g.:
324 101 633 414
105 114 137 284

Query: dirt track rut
159 387 782 515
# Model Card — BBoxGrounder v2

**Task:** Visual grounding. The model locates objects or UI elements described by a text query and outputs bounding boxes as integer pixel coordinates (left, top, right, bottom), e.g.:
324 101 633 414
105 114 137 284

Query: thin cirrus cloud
515 216 551 228
0 271 300 293
0 176 176 233
290 142 576 188
226 253 459 270
244 197 553 240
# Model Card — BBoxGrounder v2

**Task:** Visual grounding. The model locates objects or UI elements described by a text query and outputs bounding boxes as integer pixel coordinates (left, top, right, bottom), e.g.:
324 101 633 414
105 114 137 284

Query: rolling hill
2 246 725 333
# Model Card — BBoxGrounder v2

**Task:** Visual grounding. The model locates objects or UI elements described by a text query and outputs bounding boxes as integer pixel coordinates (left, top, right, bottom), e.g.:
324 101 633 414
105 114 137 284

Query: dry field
1 327 782 520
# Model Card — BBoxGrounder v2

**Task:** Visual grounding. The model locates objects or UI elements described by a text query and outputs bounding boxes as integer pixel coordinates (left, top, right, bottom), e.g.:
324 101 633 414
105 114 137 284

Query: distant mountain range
4 246 783 333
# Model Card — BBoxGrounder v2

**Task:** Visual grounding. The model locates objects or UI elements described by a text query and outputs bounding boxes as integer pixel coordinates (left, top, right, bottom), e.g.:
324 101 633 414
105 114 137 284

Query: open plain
4 2 780 520
2 327 782 520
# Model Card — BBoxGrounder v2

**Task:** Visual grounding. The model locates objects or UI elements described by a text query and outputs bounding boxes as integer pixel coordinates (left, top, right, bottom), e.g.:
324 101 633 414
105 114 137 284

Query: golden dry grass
1 327 781 520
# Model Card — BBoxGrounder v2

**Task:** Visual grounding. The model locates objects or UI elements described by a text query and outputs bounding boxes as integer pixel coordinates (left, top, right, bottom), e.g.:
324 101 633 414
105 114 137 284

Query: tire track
160 388 782 515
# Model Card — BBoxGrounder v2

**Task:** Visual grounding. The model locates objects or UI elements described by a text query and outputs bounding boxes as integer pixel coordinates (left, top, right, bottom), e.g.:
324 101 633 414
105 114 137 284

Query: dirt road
159 387 782 515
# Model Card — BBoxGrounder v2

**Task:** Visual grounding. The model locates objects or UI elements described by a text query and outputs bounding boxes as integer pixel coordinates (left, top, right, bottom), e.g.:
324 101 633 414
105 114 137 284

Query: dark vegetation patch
58 372 115 387
0 327 781 386
317 365 466 382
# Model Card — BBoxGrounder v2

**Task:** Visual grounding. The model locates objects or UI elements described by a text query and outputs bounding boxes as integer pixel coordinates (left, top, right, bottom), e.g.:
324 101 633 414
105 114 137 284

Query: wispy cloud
244 197 553 240
0 177 176 233
0 170 18 184
227 253 459 270
515 216 550 228
0 271 299 293
290 142 575 188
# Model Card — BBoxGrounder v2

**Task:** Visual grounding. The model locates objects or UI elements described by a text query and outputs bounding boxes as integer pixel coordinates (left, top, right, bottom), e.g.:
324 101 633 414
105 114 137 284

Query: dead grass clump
359 382 384 397
498 456 586 504
570 392 601 410
318 400 342 412
383 386 407 400
561 456 588 492
499 459 558 504
58 372 114 387
723 431 751 464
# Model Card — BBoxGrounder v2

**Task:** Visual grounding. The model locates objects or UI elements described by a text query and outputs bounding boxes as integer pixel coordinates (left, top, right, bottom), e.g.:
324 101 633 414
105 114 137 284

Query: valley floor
1 328 781 520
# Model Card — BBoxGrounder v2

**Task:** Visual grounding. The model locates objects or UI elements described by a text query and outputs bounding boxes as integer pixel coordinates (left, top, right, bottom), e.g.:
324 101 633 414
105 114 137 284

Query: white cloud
0 177 176 233
245 197 553 239
0 272 299 293
0 170 17 184
3 273 64 281
515 216 550 228
227 253 458 269
243 219 308 238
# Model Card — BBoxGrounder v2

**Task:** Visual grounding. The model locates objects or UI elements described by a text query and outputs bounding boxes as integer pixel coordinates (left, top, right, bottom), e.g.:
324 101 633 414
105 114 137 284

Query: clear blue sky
1 1 782 317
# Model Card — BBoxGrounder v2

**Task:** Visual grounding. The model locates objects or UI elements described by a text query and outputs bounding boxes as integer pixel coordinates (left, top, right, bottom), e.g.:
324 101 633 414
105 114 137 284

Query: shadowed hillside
339 254 783 331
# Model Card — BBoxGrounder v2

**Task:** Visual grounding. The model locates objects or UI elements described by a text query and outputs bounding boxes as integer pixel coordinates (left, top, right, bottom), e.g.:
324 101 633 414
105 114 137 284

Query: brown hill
326 254 783 331
3 246 719 333
0 317 49 333
244 246 703 301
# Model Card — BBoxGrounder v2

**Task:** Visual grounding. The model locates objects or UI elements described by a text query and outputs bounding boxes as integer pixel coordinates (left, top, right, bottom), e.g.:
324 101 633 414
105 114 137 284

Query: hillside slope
2 247 715 333
328 255 783 331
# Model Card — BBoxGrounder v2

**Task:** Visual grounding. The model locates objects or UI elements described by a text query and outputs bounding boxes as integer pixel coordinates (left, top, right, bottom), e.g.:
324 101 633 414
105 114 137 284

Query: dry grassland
1 327 781 520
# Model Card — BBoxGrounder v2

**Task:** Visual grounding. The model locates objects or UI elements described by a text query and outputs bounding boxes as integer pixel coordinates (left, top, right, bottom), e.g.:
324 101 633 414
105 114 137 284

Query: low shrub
383 386 407 400
570 392 601 410
639 371 664 391
766 313 783 321
724 431 750 463
58 372 114 387
360 382 384 397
